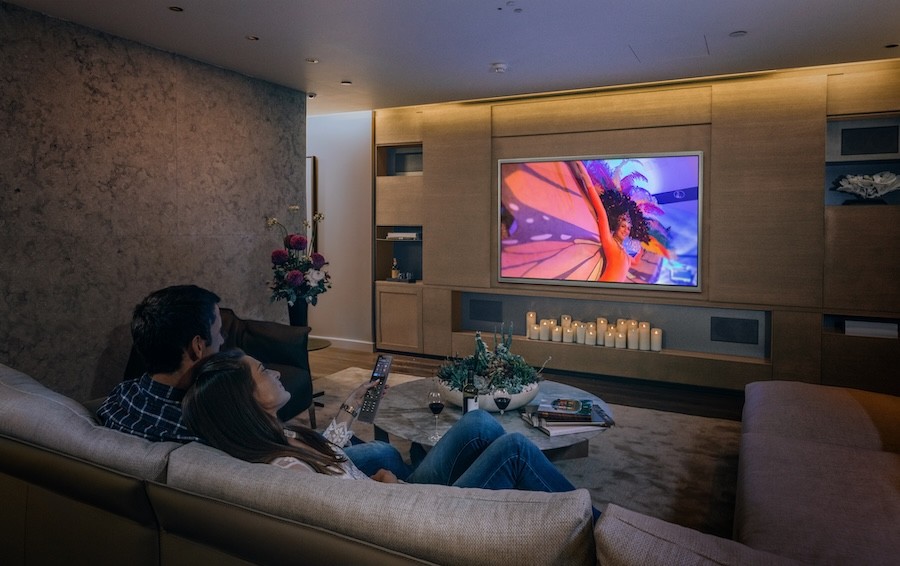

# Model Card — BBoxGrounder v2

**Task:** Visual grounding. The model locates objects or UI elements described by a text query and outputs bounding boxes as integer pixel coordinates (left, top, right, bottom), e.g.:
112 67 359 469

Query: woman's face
246 355 291 415
614 214 632 241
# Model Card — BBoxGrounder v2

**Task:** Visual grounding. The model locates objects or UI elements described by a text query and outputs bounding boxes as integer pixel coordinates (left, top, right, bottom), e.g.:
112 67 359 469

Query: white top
270 450 370 481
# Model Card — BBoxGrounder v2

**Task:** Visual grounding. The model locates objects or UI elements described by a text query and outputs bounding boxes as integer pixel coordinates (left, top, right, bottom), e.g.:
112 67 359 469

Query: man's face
204 305 225 355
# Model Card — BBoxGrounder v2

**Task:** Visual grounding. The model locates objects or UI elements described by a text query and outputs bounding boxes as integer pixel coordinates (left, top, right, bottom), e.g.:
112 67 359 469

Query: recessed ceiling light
886 43 898 49
245 35 260 41
168 6 183 12
490 62 508 73
729 30 748 38
340 80 352 86
305 58 319 64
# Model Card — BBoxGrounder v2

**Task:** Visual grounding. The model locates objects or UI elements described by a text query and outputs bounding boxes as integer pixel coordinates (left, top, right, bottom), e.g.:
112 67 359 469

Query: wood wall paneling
709 76 827 307
374 107 423 145
821 332 900 396
422 287 454 356
826 63 900 116
824 206 900 314
770 310 821 382
374 176 424 226
423 105 493 288
492 86 712 137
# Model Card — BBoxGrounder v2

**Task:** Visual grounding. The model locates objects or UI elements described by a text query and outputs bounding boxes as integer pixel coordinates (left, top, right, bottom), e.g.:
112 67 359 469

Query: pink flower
287 234 308 251
285 270 305 287
310 252 326 269
271 249 289 265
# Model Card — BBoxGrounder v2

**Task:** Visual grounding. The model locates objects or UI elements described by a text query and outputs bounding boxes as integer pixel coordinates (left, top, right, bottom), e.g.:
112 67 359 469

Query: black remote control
356 354 392 423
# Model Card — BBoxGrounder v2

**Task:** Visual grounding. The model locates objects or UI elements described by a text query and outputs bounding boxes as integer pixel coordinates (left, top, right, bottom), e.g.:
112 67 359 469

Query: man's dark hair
131 285 221 375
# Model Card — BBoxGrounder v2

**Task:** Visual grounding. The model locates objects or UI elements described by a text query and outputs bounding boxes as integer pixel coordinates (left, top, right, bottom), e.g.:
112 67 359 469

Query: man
97 285 224 442
98 284 409 477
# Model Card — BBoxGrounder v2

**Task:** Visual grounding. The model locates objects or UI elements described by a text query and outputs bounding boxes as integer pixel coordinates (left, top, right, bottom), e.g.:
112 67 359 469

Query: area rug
299 367 741 538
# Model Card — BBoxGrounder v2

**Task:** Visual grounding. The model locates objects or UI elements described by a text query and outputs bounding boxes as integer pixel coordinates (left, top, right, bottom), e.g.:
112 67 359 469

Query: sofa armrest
594 504 804 566
238 318 310 369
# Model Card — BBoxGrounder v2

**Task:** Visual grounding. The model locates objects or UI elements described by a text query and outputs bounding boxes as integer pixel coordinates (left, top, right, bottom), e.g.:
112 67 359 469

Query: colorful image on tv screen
499 154 701 289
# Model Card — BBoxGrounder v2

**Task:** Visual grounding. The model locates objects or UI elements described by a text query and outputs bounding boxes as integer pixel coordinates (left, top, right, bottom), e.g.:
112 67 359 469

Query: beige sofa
2 362 897 565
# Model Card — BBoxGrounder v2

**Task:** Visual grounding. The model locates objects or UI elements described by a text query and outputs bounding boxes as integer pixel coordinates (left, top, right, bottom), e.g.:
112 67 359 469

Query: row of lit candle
525 311 663 351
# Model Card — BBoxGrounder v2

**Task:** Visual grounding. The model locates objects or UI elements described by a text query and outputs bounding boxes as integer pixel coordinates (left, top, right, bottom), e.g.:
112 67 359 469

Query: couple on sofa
99 285 596 517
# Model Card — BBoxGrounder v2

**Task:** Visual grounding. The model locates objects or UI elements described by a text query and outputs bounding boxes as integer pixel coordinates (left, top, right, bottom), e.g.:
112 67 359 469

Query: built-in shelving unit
371 61 900 393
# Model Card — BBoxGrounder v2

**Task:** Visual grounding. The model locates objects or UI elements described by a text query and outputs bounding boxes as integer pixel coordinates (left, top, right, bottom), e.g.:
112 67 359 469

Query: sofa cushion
167 442 595 566
743 380 900 452
736 432 900 566
595 504 803 565
0 363 178 481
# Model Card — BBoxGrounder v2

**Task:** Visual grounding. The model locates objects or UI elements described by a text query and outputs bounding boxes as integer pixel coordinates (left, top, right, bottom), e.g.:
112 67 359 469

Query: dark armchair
122 307 320 426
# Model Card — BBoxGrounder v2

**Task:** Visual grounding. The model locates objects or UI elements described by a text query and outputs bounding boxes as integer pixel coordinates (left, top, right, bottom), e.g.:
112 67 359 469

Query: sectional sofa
2 361 897 565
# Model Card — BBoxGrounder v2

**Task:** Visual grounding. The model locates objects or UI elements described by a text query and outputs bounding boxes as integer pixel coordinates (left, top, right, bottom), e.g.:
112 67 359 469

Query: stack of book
520 398 615 436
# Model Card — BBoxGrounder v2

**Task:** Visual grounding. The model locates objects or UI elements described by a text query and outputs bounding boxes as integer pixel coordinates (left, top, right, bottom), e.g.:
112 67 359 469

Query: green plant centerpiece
436 325 548 412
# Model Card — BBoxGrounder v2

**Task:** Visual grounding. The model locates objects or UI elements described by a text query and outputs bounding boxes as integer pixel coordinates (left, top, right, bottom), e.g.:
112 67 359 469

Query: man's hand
370 469 400 483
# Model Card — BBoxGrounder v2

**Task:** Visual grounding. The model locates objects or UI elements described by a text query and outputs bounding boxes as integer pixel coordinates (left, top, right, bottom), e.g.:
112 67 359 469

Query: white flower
306 269 326 284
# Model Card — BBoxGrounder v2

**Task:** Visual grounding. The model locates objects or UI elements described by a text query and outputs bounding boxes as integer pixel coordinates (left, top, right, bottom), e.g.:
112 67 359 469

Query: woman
183 349 598 518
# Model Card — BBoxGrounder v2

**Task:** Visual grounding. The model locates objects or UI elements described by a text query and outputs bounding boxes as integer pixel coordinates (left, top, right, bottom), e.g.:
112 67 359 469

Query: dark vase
287 301 309 327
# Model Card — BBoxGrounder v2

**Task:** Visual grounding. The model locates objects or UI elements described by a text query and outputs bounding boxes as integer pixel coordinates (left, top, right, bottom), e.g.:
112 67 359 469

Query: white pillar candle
615 331 627 349
639 322 651 351
628 319 638 331
596 317 608 331
552 325 563 342
604 329 616 347
651 328 663 351
586 321 596 333
560 315 572 328
616 319 628 333
585 329 597 346
539 320 551 340
547 318 557 327
575 323 586 344
529 323 541 340
526 311 537 328
627 327 639 349
563 327 575 343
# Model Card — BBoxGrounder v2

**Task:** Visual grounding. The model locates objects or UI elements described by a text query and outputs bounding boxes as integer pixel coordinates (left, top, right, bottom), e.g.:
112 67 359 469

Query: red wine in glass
493 388 511 415
427 389 444 442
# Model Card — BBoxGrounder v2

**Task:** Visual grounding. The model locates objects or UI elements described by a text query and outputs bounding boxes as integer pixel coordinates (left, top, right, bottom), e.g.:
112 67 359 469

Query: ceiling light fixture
305 58 319 64
490 62 508 74
167 6 183 12
729 30 748 38
340 80 353 86
886 44 898 49
245 35 260 41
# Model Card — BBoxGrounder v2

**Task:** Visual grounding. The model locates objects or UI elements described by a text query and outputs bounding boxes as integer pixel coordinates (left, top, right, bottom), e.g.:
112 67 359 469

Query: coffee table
373 379 612 460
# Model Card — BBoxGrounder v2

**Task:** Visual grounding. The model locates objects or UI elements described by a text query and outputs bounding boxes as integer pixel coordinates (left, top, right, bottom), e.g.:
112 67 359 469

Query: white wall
307 111 374 350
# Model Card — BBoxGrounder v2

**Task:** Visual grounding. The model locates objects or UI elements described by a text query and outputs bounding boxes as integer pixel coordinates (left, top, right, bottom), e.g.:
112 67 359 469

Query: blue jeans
344 441 411 478
408 410 579 492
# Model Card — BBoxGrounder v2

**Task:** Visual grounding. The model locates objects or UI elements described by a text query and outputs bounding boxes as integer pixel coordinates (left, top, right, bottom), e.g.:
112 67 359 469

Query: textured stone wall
0 4 306 400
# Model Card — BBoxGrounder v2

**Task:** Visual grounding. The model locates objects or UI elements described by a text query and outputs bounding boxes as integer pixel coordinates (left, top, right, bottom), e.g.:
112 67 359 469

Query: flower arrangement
436 325 548 394
833 171 900 200
265 206 331 306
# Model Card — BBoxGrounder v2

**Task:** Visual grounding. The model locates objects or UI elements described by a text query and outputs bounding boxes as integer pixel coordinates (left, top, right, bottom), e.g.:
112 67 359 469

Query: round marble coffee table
373 379 612 460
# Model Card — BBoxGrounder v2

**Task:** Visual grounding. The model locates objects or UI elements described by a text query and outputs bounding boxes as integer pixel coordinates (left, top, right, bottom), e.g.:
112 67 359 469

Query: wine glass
427 389 444 442
493 388 511 416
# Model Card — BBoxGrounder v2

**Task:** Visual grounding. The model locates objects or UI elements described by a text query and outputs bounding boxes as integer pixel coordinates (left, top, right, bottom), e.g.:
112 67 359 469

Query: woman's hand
370 469 401 483
344 378 388 409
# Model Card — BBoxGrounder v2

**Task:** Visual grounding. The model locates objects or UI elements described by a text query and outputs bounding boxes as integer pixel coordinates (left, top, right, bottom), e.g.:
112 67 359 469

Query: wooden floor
310 348 745 421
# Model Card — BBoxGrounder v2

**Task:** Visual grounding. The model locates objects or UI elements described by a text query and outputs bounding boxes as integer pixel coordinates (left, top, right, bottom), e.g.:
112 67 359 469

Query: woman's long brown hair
183 349 346 474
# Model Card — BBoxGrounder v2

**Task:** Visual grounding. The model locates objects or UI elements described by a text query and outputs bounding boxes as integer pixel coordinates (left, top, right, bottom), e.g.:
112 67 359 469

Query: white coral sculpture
835 171 900 199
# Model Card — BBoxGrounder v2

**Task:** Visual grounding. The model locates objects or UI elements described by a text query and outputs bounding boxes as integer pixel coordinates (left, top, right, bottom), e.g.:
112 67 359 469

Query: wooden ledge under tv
450 330 769 391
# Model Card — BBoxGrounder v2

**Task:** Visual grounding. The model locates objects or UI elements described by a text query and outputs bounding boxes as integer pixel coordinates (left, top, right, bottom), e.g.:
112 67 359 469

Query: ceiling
10 0 900 116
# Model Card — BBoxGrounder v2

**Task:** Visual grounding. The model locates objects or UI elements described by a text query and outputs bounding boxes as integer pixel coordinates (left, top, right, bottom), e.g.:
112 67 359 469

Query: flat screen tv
499 152 702 291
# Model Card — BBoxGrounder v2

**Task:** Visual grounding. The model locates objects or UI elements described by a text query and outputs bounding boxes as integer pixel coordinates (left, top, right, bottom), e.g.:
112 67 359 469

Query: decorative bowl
437 380 540 413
